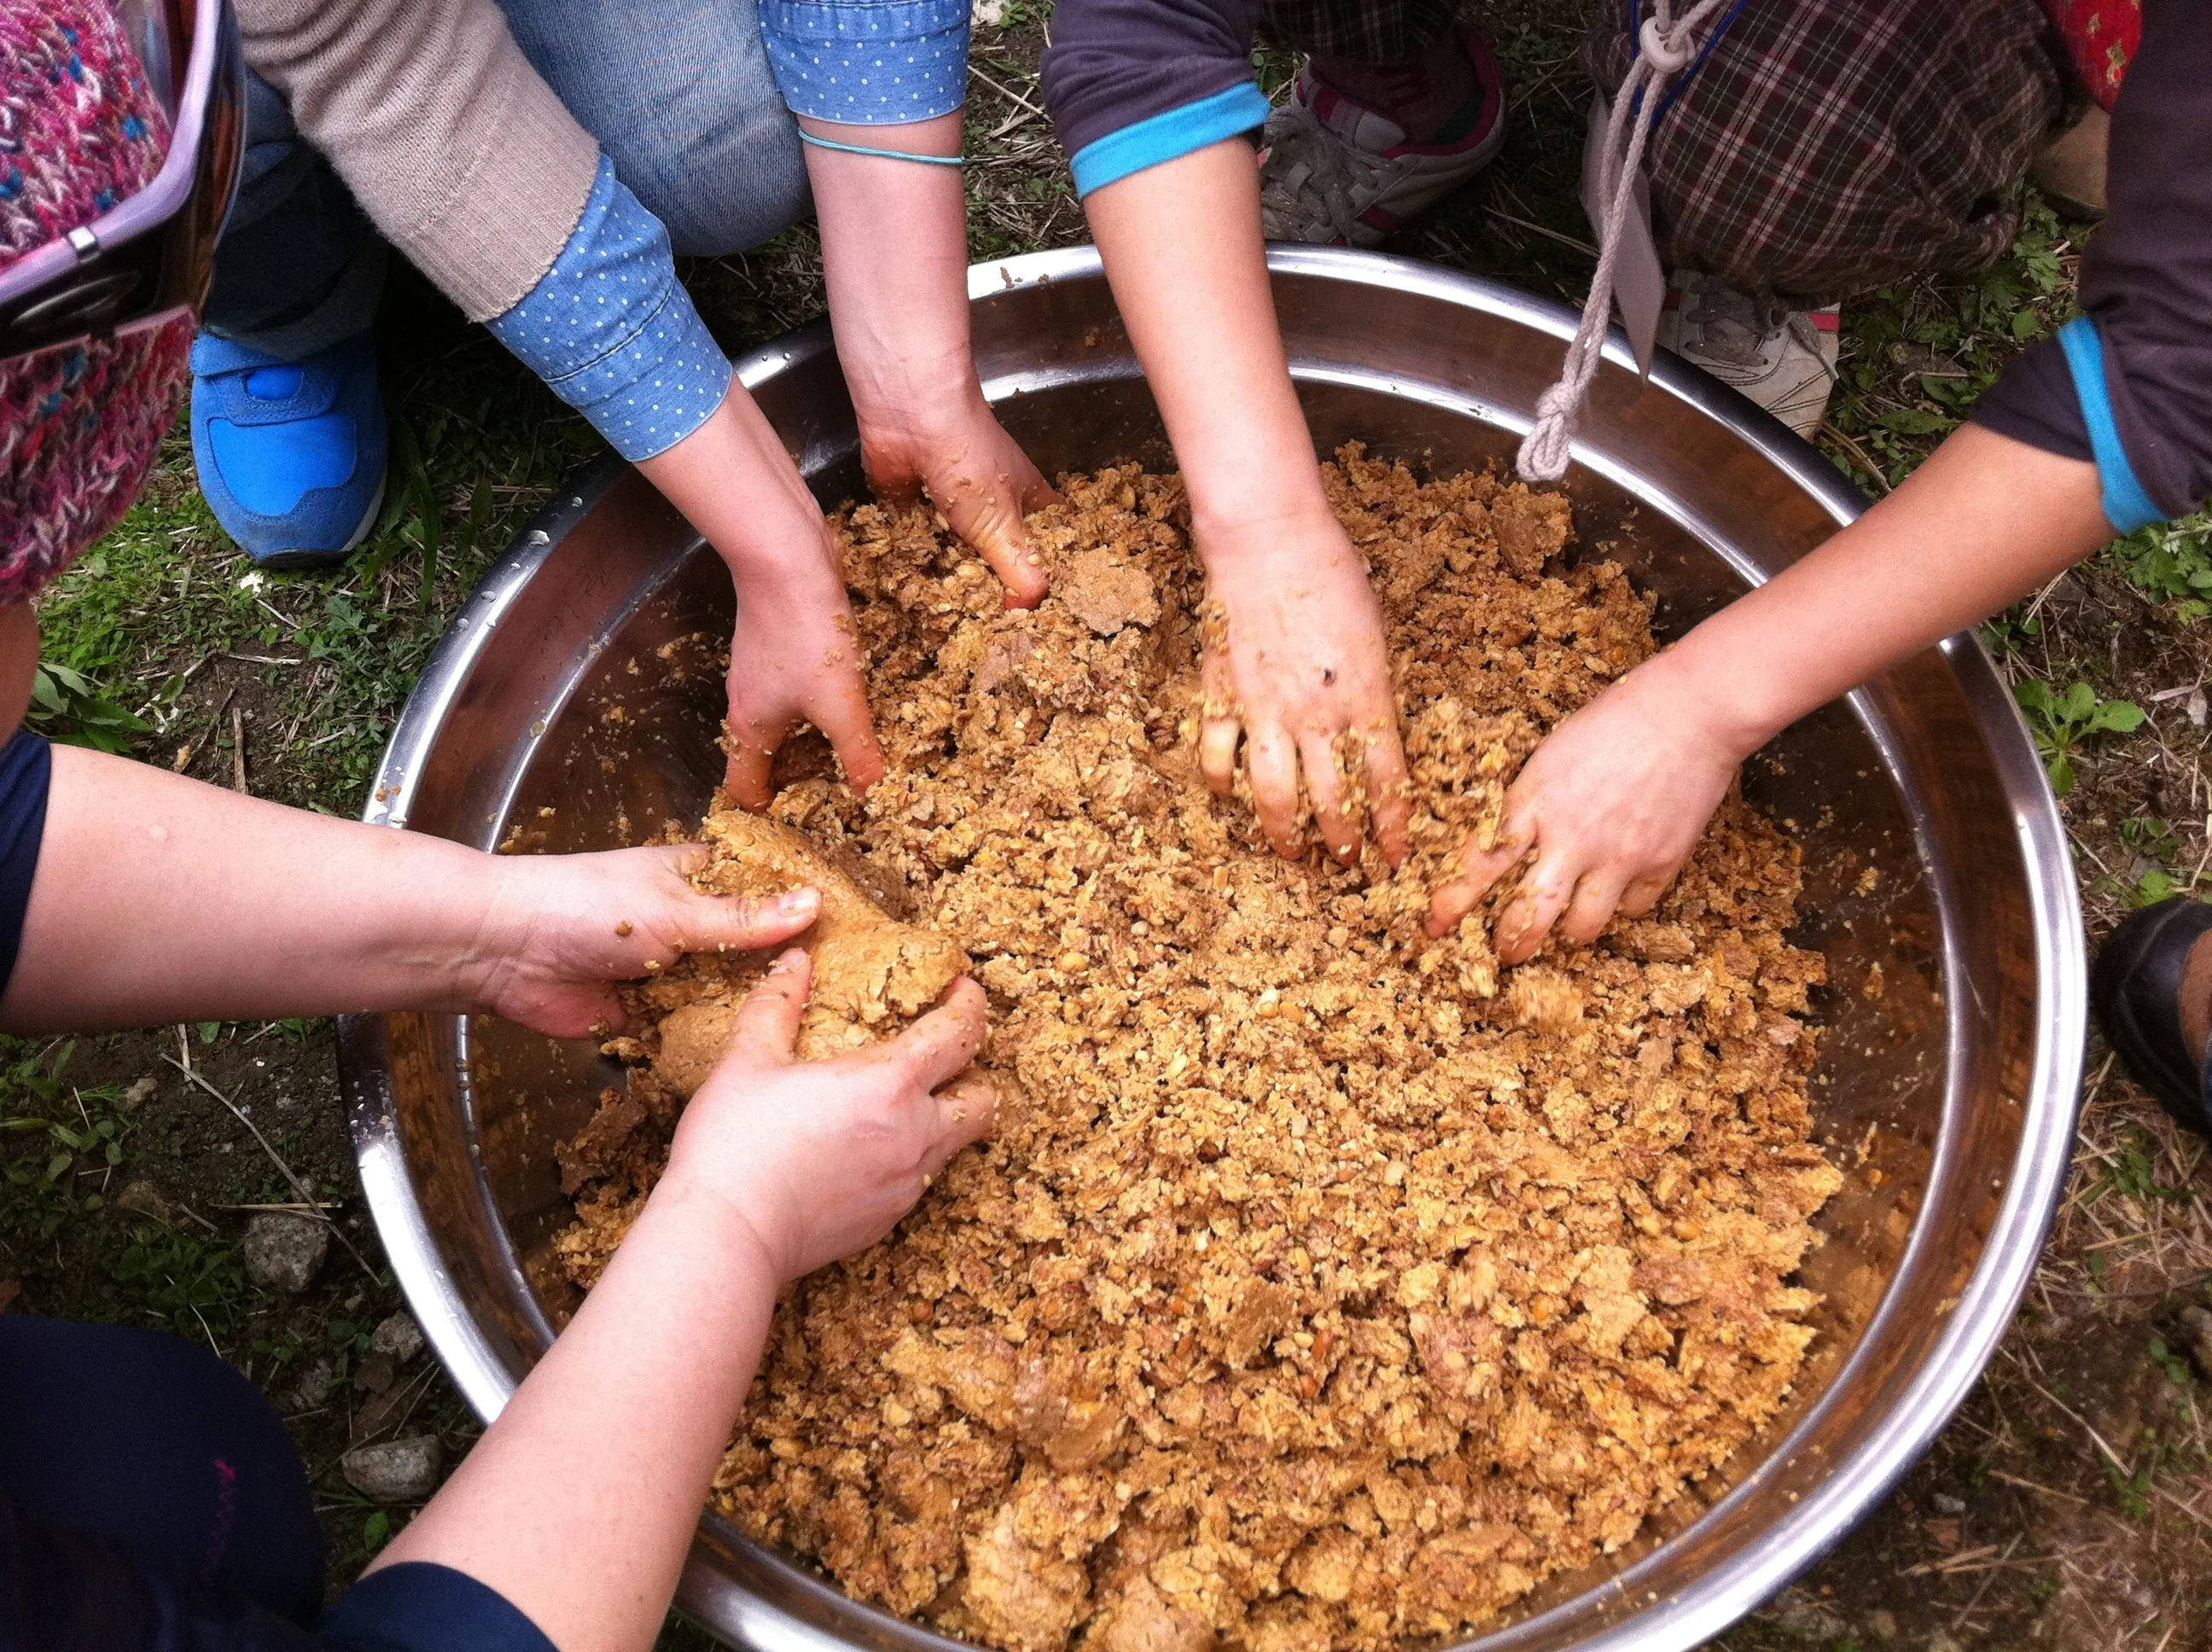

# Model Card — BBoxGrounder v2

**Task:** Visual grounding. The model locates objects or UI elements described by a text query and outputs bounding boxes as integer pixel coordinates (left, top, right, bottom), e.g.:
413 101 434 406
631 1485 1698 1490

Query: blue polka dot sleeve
760 0 969 124
486 158 733 464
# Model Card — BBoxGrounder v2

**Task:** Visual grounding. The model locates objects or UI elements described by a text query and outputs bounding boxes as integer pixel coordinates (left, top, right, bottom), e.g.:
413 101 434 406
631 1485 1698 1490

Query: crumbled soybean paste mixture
554 451 1839 1652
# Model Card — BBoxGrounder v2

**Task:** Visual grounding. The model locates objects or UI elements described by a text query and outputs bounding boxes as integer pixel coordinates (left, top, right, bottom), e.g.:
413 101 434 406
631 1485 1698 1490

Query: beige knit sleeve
236 0 603 323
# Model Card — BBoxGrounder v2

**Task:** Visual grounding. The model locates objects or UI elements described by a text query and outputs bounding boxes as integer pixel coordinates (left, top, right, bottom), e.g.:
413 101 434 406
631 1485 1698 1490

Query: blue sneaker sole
245 473 386 572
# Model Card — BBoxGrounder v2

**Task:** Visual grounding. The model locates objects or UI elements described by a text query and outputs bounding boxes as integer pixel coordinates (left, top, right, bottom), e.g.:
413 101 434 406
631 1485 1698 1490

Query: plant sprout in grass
27 660 151 753
0 1039 130 1240
2109 509 2212 620
2122 814 2181 862
2132 867 2188 907
2118 816 2197 907
109 1224 250 1348
2104 1433 2167 1521
2088 1126 2195 1208
2013 678 2146 796
1978 609 2045 660
2151 1334 2195 1389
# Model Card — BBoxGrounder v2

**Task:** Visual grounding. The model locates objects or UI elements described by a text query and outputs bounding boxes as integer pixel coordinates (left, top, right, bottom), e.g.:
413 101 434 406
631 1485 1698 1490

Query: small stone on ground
342 1436 442 1504
243 1212 329 1294
371 1310 425 1364
115 1180 172 1223
291 1358 336 1411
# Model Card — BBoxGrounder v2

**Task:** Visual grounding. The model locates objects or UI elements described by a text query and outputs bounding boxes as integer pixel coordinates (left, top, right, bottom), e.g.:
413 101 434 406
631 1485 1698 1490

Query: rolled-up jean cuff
542 286 735 462
487 158 736 462
763 0 969 123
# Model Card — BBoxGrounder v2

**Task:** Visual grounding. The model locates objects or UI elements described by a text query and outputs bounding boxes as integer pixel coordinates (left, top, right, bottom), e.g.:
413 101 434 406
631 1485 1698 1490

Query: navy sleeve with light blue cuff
320 1562 557 1652
487 157 733 464
1039 0 1272 195
1971 0 2212 532
760 0 969 122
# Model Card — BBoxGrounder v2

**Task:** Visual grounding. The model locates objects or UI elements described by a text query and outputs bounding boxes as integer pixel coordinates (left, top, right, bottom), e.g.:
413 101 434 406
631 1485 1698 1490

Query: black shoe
2093 896 2212 1133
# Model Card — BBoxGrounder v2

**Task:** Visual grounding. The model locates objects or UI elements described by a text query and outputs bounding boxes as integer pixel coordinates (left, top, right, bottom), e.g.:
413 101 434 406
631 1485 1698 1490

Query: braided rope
1514 0 1730 483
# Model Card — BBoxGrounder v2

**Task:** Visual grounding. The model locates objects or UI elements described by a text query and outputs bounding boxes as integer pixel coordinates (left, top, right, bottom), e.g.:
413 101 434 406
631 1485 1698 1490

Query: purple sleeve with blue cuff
1971 0 2212 532
1039 0 1272 195
760 0 969 123
486 157 733 464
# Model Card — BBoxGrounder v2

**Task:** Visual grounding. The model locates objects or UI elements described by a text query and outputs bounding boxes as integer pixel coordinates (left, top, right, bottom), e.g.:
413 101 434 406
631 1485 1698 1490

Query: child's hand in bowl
659 951 993 1281
1424 660 1740 961
858 388 1060 609
1197 506 1411 867
719 524 888 809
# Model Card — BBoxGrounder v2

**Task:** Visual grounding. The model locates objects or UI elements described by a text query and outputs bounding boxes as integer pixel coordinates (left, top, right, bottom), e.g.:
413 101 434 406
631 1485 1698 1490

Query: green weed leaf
2088 701 2145 736
25 661 149 755
1877 407 1952 436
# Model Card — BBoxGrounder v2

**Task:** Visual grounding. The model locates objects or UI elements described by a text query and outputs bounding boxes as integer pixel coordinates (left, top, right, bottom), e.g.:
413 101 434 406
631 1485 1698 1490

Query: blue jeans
206 0 810 356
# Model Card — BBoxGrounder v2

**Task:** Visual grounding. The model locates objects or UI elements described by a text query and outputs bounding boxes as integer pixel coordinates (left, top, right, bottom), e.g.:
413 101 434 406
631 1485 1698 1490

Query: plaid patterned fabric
1257 0 1458 65
1582 0 2068 307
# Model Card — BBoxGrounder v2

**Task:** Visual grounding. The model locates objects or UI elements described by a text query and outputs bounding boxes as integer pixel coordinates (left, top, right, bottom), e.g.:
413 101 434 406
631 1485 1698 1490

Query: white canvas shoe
1259 24 1507 247
1656 272 1841 439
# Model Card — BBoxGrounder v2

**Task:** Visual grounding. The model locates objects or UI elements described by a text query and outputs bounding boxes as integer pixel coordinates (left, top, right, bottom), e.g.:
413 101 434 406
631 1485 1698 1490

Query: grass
0 1039 120 1241
14 2 2212 1646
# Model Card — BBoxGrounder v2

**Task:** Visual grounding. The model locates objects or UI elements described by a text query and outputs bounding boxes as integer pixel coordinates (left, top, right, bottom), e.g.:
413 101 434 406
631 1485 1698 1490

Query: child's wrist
1185 450 1342 565
713 516 841 597
646 1163 791 1283
1191 495 1345 579
844 344 979 431
449 852 548 1020
1632 638 1787 765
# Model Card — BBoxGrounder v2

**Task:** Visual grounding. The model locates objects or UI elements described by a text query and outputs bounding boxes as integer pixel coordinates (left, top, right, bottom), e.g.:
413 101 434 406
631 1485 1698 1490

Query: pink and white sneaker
1656 273 1841 440
1259 23 1508 247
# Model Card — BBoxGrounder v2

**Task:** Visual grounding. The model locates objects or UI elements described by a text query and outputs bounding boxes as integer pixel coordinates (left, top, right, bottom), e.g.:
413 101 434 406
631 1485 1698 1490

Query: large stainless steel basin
341 245 2085 1652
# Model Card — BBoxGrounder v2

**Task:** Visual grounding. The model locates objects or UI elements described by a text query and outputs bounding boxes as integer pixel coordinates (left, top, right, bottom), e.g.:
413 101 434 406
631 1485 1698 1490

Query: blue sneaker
189 330 387 568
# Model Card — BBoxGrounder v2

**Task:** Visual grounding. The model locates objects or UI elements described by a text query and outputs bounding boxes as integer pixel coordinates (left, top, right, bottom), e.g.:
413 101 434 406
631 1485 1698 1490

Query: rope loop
1637 14 1694 72
1515 0 1729 483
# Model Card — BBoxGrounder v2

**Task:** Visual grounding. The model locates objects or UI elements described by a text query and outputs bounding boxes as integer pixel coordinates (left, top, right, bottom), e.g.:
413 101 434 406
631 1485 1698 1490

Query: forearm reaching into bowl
363 953 992 1652
1426 423 2110 960
0 743 822 1034
1085 141 1411 866
635 390 890 809
641 116 1065 808
804 112 1060 609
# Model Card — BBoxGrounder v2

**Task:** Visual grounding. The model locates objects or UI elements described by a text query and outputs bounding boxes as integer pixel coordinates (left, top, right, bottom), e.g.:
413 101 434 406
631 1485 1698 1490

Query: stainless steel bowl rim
347 244 2086 1652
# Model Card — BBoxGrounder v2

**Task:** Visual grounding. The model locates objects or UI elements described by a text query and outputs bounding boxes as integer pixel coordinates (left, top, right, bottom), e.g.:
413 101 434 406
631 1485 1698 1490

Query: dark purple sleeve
1 1496 552 1652
1 1494 324 1652
1039 0 1266 163
1972 0 2212 521
317 1562 557 1652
